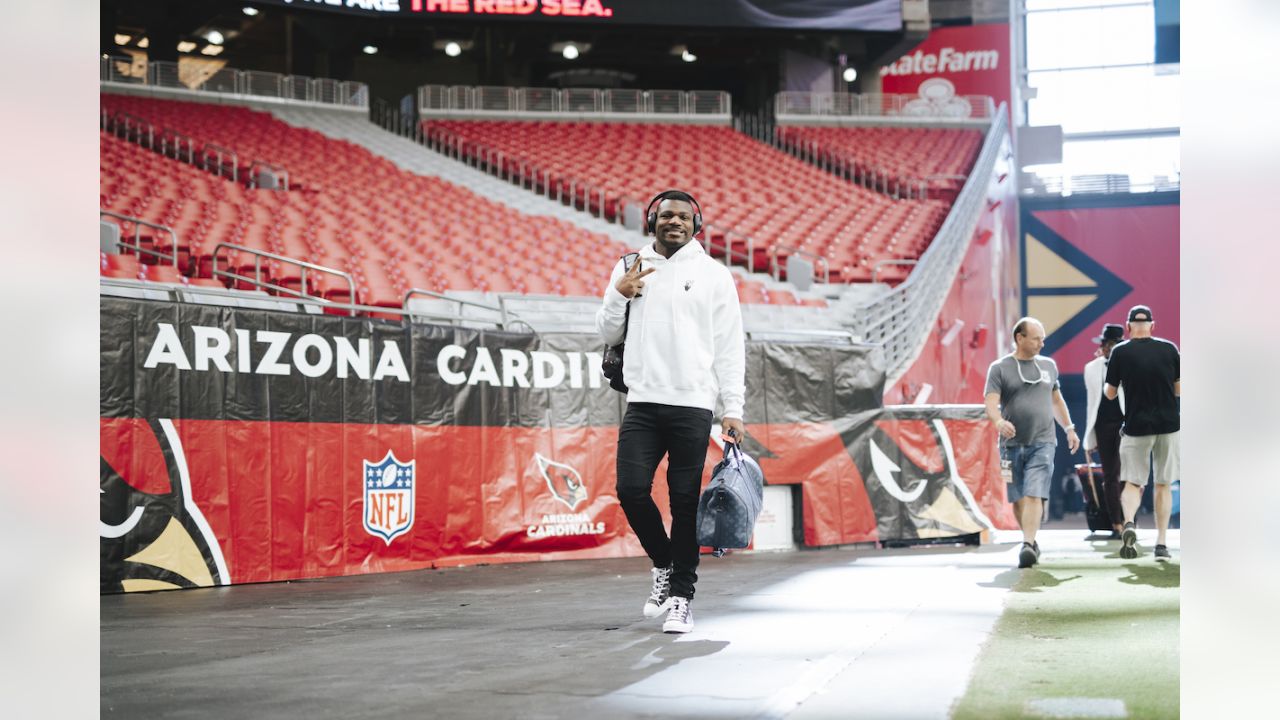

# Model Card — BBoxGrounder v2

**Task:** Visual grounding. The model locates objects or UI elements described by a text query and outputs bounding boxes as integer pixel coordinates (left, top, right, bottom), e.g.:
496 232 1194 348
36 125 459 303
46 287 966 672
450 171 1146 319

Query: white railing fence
775 91 995 121
101 56 368 109
419 85 731 117
848 104 1010 385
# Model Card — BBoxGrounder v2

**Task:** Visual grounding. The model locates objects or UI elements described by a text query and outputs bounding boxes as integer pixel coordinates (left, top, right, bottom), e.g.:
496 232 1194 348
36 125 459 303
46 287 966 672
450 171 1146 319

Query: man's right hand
615 259 656 299
995 418 1017 439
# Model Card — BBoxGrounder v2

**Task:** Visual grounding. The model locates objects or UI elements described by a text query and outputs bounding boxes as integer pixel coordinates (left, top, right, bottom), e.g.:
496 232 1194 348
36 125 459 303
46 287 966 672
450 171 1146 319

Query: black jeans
615 402 713 600
1095 420 1125 526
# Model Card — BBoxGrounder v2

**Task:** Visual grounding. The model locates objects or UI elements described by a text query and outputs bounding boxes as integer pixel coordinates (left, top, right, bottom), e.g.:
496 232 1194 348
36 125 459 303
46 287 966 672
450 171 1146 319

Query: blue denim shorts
1003 442 1054 502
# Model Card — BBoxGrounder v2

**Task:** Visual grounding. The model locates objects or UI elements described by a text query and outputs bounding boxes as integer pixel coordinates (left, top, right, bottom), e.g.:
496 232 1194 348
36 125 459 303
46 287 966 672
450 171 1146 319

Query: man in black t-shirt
1104 305 1180 561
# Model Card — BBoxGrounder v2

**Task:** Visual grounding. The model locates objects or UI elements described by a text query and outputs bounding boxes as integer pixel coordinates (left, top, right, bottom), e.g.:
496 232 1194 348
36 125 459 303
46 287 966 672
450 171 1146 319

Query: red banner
879 23 1011 114
99 298 1015 592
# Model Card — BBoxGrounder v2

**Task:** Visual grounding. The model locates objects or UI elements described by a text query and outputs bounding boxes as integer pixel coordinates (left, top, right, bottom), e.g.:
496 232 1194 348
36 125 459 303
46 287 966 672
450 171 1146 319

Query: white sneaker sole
662 619 693 634
643 599 672 619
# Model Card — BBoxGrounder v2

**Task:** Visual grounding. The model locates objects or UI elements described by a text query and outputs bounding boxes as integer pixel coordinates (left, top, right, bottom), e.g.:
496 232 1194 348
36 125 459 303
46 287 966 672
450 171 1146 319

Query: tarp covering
100 297 1014 592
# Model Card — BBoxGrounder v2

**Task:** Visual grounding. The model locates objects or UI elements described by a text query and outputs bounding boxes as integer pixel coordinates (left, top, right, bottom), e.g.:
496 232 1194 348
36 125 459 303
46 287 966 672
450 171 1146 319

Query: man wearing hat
1104 305 1180 561
1083 323 1127 538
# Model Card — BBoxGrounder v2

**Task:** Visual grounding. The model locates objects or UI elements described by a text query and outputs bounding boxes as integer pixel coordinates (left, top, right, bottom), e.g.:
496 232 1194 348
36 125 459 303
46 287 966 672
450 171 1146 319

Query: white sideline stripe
1026 697 1127 718
159 418 231 585
753 618 904 720
935 418 996 530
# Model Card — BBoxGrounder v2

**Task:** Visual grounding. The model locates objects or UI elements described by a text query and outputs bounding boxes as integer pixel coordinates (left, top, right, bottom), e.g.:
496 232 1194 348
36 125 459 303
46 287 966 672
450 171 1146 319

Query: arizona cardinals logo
535 453 586 511
100 418 230 593
869 439 927 502
847 417 994 541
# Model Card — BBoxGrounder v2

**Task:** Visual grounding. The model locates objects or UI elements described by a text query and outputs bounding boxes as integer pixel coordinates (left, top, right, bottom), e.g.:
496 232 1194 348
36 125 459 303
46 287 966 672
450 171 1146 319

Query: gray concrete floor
102 539 1034 719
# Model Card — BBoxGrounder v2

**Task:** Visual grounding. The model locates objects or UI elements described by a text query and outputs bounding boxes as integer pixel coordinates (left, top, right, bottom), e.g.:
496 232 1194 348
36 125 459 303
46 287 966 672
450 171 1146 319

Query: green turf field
952 536 1179 719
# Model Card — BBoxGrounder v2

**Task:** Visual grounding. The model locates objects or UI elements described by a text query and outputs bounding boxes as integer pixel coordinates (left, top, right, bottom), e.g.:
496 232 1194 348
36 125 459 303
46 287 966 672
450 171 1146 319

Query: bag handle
721 428 742 463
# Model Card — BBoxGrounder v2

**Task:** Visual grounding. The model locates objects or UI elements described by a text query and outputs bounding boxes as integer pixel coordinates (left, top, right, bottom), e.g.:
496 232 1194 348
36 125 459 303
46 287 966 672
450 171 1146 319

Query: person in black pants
1083 323 1127 538
596 190 746 634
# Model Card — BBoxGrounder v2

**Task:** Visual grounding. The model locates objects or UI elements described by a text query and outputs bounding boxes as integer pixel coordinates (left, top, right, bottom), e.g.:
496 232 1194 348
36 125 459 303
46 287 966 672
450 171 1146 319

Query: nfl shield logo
363 450 415 545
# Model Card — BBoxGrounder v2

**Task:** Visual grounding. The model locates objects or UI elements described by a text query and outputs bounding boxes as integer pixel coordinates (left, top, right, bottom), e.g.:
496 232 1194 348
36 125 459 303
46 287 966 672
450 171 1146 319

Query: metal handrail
403 288 535 333
767 244 830 285
871 258 919 284
211 243 357 316
100 210 180 268
102 59 370 109
110 111 156 149
419 84 731 117
248 160 290 190
701 224 757 273
201 143 239 182
159 128 197 162
101 277 474 325
775 91 996 121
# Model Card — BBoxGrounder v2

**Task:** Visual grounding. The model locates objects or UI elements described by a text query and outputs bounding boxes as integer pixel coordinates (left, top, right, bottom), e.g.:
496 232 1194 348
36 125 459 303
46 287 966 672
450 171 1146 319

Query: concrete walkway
102 531 1129 719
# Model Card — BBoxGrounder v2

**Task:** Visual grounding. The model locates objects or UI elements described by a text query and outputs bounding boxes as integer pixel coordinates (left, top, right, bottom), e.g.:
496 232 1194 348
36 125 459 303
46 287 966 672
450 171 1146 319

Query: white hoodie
595 240 746 419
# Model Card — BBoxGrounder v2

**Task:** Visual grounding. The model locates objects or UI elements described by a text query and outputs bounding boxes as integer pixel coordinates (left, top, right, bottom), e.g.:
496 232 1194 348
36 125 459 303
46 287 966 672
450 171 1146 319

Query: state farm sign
880 23 1011 114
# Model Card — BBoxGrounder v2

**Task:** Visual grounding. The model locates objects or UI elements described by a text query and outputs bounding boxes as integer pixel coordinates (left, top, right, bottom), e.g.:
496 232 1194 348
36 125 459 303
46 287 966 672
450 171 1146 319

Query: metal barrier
419 85 731 117
102 54 145 84
847 104 1010 385
403 289 535 333
100 210 181 267
249 160 290 190
775 91 995 121
211 243 358 316
201 143 239 182
701 224 758 274
101 55 369 109
767 244 830 285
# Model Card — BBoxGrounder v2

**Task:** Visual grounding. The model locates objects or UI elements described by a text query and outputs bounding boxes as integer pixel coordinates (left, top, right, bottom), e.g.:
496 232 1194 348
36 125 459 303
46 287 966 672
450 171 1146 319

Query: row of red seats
100 95 814 306
424 120 953 283
101 251 225 287
775 125 982 196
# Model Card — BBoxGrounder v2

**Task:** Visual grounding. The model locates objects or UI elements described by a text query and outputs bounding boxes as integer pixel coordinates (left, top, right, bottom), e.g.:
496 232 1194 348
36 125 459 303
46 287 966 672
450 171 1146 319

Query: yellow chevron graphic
1025 232 1096 338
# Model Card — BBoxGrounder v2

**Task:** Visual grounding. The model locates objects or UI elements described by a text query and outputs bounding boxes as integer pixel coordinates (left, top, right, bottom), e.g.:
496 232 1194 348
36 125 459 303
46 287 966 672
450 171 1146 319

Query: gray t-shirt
984 354 1060 446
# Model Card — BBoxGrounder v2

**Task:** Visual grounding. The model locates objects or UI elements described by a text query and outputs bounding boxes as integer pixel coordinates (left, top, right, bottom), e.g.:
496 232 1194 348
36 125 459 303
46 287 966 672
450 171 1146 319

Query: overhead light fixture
842 67 858 83
681 50 697 63
177 40 197 53
363 45 378 55
242 6 260 16
205 30 224 45
562 43 579 60
444 41 461 57
137 37 149 48
114 33 131 45
201 45 224 56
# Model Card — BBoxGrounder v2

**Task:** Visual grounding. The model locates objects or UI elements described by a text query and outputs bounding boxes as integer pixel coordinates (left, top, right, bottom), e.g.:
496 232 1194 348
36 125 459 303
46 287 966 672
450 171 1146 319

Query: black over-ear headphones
645 189 703 237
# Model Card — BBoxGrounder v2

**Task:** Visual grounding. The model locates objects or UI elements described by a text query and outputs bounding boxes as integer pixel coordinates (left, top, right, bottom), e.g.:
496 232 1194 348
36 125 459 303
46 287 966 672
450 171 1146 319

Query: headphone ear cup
693 214 702 236
646 212 656 235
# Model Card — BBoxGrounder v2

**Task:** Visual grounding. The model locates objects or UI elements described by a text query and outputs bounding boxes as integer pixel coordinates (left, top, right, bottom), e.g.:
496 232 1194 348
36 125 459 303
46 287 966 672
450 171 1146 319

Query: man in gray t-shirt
984 317 1080 569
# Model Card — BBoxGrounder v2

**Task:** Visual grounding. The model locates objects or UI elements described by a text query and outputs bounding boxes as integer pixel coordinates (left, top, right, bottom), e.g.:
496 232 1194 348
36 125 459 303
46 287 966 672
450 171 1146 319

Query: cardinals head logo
847 417 994 541
534 453 586 511
100 418 229 593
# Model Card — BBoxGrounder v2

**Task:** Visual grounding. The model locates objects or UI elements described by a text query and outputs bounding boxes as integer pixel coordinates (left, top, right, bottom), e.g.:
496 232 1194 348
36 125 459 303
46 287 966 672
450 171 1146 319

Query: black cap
1128 305 1154 323
1092 323 1124 344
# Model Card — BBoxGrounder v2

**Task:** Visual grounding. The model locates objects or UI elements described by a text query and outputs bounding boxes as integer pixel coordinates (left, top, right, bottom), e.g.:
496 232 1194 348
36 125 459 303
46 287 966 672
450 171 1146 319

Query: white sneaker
662 596 694 633
642 566 673 618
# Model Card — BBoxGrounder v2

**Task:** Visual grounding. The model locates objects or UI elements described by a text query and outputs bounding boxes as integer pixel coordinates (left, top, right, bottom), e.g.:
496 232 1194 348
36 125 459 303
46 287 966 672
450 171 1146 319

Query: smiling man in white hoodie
596 189 746 634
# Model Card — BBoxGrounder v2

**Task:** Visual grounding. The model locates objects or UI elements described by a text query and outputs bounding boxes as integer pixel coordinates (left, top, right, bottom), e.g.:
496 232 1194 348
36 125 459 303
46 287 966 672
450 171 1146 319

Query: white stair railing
846 105 1009 385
